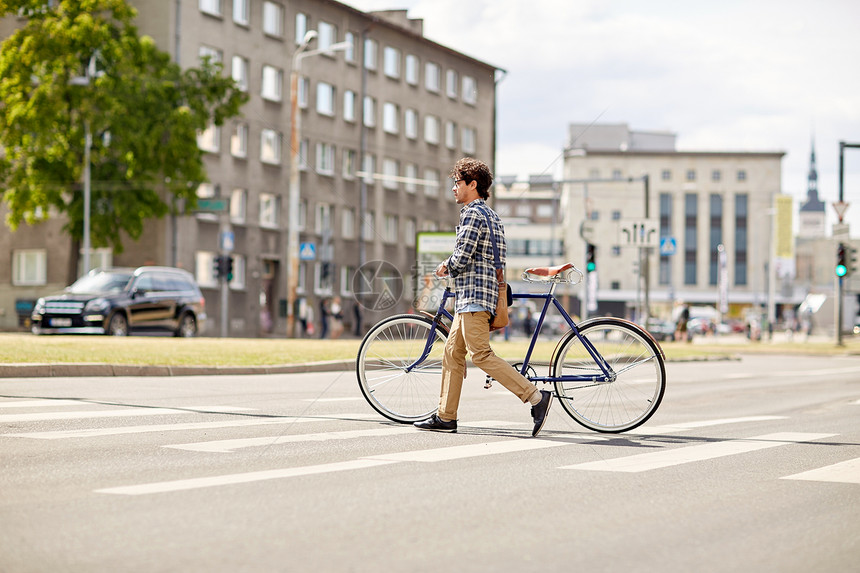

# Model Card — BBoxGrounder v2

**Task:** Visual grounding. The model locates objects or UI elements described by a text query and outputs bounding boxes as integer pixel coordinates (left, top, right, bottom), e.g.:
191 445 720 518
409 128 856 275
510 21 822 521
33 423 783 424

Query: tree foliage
0 0 247 252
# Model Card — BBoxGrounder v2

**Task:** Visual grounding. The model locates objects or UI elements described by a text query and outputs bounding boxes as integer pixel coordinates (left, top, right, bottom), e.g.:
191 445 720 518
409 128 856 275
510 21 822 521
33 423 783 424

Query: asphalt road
1 355 858 572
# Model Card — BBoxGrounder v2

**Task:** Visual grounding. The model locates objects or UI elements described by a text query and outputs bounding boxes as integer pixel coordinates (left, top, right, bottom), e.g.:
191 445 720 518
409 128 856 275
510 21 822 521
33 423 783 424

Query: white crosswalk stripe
0 406 253 423
781 457 860 484
560 433 836 473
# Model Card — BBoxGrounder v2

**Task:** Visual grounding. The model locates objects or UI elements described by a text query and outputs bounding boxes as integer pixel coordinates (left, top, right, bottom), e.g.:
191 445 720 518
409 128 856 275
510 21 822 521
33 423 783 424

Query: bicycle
355 263 666 433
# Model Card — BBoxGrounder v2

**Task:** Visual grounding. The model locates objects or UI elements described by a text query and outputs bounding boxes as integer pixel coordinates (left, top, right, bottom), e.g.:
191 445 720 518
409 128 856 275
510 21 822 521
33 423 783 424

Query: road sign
219 230 234 253
579 221 595 242
659 237 677 256
299 242 316 260
196 198 228 212
832 201 850 223
617 219 658 247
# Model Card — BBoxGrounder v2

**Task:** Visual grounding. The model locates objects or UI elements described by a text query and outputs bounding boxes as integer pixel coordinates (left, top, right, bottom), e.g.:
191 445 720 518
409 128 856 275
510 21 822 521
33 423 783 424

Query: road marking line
364 438 568 463
0 406 254 423
301 397 363 402
163 421 516 453
560 433 836 473
628 416 788 435
95 459 399 496
781 457 860 484
2 414 373 440
0 399 90 409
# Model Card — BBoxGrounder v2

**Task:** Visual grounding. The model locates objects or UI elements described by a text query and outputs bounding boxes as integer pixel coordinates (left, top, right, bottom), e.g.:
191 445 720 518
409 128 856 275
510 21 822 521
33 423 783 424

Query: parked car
646 318 675 342
31 266 206 337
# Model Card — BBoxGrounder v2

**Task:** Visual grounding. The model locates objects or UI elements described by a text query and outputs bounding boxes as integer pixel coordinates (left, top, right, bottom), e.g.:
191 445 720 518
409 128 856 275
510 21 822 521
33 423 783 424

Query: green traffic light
836 264 848 277
586 262 596 272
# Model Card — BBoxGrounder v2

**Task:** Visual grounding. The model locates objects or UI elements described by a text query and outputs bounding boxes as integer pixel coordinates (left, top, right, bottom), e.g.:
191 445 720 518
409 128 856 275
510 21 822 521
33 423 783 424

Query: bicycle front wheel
356 314 447 423
552 318 665 433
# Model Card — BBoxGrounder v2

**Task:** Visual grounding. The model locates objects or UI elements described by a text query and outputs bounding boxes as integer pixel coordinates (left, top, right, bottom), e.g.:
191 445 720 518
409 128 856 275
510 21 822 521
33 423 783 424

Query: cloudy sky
343 0 860 232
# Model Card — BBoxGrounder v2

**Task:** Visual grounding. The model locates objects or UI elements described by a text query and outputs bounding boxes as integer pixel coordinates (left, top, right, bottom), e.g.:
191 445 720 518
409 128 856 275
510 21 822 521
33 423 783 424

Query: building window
384 46 400 78
342 207 355 238
197 182 217 198
404 217 416 246
343 148 357 179
405 54 418 85
404 108 418 139
364 37 377 70
383 102 399 134
709 194 723 286
12 249 47 285
735 194 748 285
383 214 398 243
686 169 696 182
199 0 221 17
659 192 672 286
684 193 697 285
259 193 279 227
261 65 283 101
425 62 439 92
316 143 335 175
446 69 458 99
262 1 283 36
314 262 333 295
231 122 248 158
298 199 307 230
712 169 721 182
363 96 376 127
612 169 622 180
341 266 354 295
196 251 218 288
344 32 356 63
404 163 417 193
661 169 671 181
382 158 398 189
315 203 331 236
232 0 249 25
611 281 621 290
230 188 246 223
299 138 308 170
445 121 456 149
199 45 223 64
231 55 248 91
295 13 307 44
298 77 309 108
361 211 375 241
317 82 335 116
737 169 747 182
424 115 439 144
461 126 476 154
611 210 621 220
362 154 375 184
260 128 281 164
197 122 220 152
462 75 477 104
318 21 336 52
424 168 440 197
343 90 355 122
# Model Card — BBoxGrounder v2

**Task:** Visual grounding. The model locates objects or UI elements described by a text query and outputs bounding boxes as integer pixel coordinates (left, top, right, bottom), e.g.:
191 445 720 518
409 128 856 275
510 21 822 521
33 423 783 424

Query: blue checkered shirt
445 199 506 314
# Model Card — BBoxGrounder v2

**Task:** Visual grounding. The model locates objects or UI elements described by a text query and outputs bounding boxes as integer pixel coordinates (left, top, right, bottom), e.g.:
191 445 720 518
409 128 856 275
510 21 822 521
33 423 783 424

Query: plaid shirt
446 199 506 314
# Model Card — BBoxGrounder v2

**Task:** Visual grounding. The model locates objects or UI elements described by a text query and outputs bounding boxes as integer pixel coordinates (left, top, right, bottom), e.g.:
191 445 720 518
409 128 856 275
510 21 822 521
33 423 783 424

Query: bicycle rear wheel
552 318 665 433
356 314 446 423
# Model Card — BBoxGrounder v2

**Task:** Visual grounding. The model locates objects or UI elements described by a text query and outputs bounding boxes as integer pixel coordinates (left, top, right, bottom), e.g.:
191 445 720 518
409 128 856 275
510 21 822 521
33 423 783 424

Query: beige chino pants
437 310 539 422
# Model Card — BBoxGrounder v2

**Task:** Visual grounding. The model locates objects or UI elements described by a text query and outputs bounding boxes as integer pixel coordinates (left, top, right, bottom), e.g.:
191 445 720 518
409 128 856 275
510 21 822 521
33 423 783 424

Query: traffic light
836 243 848 277
586 243 596 272
213 255 224 279
225 256 234 282
847 244 859 276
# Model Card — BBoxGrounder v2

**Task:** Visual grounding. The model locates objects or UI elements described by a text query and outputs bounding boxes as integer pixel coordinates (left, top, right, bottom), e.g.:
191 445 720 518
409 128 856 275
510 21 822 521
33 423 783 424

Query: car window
68 272 133 294
134 275 156 293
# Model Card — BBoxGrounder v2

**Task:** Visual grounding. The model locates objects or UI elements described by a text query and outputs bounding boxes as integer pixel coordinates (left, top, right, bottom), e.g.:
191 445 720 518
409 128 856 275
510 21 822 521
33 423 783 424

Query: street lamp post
286 32 351 337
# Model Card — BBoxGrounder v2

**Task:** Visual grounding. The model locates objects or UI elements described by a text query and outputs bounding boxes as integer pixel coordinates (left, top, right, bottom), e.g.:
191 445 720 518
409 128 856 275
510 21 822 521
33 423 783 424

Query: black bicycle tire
551 317 666 433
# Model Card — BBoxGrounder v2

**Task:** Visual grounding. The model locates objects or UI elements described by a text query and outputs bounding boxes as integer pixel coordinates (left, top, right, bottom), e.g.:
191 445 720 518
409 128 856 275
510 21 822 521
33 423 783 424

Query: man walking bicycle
414 158 552 437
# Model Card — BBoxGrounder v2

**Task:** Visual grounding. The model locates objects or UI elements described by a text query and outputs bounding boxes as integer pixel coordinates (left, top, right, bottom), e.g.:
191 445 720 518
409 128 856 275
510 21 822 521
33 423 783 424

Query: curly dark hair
450 157 493 200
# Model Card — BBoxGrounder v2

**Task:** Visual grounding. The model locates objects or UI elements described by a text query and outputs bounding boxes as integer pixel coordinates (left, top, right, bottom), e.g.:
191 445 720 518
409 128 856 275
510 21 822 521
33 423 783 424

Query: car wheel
175 313 197 338
107 313 129 336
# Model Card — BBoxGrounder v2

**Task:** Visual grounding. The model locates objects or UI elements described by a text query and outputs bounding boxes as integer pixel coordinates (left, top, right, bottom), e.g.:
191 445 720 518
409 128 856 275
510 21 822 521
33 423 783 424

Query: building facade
0 1 500 336
561 123 789 322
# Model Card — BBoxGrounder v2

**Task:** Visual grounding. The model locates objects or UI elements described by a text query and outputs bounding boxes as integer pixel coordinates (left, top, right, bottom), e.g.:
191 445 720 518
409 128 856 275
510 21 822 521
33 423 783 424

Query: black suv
31 266 206 337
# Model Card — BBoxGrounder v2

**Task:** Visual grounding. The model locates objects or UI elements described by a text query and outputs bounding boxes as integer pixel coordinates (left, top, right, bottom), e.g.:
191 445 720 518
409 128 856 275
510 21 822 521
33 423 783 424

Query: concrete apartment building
0 1 500 336
560 123 789 323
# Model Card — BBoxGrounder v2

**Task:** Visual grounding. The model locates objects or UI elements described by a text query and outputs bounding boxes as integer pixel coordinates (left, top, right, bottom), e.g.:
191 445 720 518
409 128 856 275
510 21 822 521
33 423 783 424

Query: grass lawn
1 332 858 368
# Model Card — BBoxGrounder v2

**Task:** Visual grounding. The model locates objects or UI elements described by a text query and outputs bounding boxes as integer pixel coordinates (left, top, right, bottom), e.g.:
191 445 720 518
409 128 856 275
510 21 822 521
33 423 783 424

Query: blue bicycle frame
405 282 615 385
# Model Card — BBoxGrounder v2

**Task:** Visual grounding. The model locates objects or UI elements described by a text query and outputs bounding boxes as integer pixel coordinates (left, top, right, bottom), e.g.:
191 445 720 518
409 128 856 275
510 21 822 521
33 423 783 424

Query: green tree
0 0 247 252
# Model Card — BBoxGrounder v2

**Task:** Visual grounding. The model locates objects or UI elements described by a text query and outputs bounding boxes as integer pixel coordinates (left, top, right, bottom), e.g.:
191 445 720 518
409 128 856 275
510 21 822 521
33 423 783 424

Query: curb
0 360 356 379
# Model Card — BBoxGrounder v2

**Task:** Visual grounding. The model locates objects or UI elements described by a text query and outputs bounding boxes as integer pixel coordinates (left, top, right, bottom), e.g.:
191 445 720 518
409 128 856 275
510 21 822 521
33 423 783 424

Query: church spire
800 136 824 213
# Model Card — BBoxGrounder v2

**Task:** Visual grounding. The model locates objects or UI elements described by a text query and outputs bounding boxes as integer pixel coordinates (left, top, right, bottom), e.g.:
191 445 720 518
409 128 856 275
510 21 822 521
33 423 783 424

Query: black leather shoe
531 390 553 437
414 414 457 433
